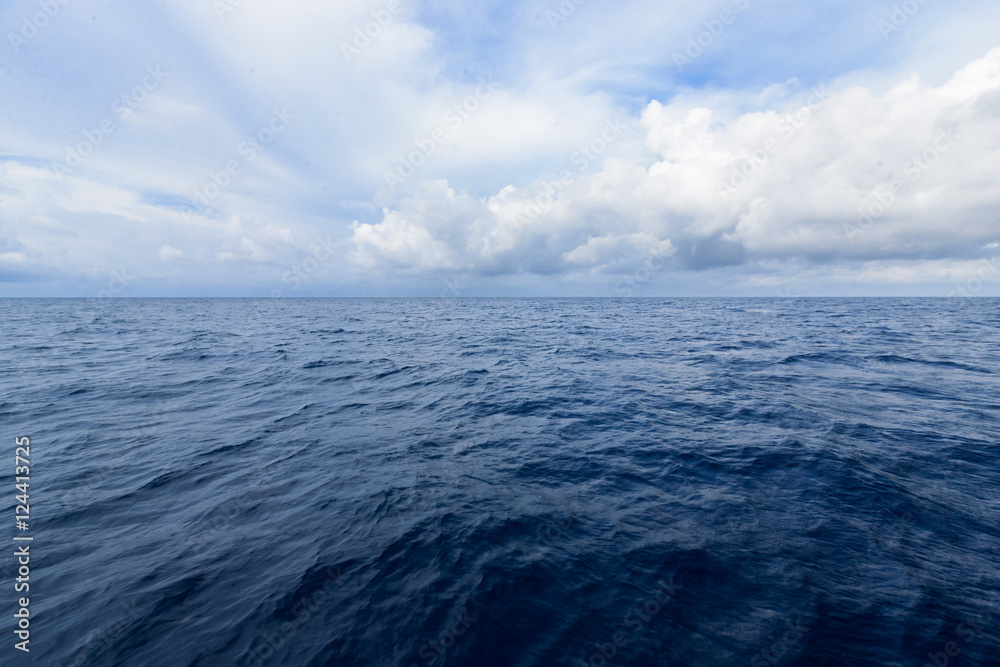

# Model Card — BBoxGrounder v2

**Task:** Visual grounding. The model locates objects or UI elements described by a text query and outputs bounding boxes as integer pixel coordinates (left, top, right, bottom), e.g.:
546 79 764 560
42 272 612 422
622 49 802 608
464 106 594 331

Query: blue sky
1 0 999 296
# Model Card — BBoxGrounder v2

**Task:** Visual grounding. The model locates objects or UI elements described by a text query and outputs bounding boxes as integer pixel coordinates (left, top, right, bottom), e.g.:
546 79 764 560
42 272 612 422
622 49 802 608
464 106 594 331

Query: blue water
1 298 999 666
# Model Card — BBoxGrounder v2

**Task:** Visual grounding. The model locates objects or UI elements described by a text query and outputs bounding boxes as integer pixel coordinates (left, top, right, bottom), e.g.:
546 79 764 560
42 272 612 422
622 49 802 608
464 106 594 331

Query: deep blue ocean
1 298 998 667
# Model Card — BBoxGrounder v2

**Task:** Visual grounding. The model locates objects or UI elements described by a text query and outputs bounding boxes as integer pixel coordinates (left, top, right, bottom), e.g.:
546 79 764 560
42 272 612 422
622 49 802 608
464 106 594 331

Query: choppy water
1 298 999 666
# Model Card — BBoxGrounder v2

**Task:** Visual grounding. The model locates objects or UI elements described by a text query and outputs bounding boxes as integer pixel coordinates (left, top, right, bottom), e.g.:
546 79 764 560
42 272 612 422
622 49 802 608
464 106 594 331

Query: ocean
1 298 998 666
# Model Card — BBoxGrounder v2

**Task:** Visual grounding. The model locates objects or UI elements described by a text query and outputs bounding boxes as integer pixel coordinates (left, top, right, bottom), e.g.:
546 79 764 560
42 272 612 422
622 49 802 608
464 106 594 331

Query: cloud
2 0 1000 295
158 245 183 261
349 47 1000 288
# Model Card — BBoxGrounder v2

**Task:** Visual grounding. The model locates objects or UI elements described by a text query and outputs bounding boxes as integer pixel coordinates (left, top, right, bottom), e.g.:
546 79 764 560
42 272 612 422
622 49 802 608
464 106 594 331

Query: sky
1 0 999 297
